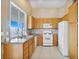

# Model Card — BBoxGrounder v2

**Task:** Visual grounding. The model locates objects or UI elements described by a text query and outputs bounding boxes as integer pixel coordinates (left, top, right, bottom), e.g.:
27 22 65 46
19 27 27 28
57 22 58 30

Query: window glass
10 3 25 39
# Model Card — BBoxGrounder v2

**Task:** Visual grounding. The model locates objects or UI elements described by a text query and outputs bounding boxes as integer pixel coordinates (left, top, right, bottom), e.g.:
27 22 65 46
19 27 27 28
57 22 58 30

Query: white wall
1 0 10 40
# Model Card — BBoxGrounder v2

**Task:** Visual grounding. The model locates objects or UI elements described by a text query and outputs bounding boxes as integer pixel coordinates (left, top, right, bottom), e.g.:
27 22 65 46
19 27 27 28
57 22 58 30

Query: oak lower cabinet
1 44 4 59
37 34 43 46
28 37 35 59
3 41 28 59
53 34 58 46
32 37 35 53
23 41 29 59
3 36 35 59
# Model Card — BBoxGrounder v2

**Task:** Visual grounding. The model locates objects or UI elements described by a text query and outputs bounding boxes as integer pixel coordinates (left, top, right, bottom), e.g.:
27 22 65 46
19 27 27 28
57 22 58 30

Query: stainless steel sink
10 35 33 43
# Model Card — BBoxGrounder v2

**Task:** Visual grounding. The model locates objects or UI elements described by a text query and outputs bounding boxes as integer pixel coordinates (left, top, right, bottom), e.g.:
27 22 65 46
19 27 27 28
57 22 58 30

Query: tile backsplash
28 29 58 35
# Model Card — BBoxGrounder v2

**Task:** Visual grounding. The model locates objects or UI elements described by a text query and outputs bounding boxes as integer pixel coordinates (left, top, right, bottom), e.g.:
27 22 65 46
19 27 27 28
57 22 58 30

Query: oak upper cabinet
3 41 28 59
32 17 62 29
27 16 32 29
69 1 78 23
37 34 43 46
53 33 58 46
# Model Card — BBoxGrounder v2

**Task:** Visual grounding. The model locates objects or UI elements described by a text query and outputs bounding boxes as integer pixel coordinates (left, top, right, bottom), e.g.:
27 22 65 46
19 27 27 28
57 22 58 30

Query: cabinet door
4 44 23 59
23 47 28 59
37 34 43 46
23 42 28 59
28 45 33 59
1 44 4 59
69 1 77 23
53 34 58 46
69 23 78 59
32 39 35 53
27 16 32 29
4 44 12 59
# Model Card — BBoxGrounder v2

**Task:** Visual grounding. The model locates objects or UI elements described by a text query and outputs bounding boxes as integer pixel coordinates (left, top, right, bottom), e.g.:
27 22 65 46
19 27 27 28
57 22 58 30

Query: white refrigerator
58 21 69 56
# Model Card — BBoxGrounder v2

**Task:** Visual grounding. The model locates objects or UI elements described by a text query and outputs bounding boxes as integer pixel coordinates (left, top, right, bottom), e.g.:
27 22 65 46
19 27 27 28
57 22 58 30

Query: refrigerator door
58 21 69 56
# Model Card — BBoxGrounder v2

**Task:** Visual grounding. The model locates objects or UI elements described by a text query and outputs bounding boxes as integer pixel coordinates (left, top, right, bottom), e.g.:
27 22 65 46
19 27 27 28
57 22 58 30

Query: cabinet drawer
28 46 33 58
23 42 28 48
24 53 28 58
32 39 34 43
24 46 28 51
37 34 43 46
24 48 28 55
23 47 28 59
53 34 58 46
24 55 28 59
28 39 33 45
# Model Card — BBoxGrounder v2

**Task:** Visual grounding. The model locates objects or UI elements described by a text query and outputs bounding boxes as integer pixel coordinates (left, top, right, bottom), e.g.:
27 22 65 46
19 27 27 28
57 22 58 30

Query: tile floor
31 46 69 59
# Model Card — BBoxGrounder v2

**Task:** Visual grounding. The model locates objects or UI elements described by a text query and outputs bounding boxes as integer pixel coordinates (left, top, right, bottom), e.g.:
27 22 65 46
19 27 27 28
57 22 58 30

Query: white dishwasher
34 35 37 48
43 30 53 46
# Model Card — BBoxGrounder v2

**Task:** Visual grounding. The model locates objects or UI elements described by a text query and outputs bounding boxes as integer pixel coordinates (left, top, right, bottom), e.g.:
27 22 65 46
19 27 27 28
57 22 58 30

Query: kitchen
1 0 78 59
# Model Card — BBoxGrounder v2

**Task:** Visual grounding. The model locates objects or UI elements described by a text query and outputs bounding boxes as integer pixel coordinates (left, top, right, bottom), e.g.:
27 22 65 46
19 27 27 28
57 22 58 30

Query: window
10 1 26 38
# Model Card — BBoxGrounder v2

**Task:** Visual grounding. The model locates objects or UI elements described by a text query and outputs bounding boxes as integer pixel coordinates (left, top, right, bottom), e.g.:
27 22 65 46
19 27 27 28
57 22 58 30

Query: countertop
1 35 34 44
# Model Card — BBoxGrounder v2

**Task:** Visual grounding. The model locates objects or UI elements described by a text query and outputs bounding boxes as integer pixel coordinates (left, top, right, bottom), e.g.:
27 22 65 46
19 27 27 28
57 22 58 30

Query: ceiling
28 0 74 18
29 0 73 8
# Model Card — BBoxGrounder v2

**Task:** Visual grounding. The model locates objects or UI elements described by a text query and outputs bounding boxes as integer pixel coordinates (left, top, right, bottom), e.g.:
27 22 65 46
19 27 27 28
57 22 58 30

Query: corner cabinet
3 37 35 59
3 41 28 59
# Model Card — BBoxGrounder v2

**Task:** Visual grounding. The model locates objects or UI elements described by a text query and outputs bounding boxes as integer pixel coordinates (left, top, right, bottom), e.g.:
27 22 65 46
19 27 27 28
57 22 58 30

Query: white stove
43 23 53 46
43 30 53 46
42 23 53 46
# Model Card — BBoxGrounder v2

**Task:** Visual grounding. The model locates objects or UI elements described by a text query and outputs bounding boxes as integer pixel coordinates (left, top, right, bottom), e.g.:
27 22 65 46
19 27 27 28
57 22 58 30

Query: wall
68 1 78 59
32 17 62 29
1 0 10 40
